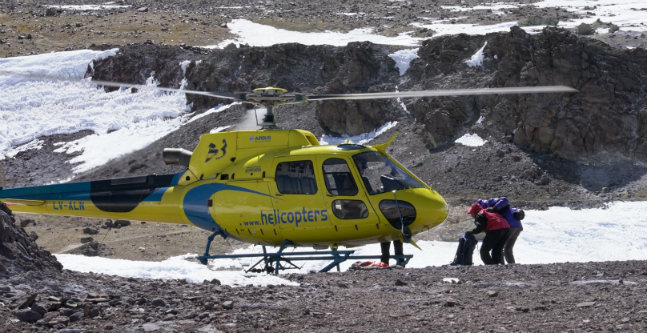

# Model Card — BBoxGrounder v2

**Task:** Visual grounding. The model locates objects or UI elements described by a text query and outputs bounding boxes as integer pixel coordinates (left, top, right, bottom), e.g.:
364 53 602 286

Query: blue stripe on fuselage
141 173 183 202
182 183 274 231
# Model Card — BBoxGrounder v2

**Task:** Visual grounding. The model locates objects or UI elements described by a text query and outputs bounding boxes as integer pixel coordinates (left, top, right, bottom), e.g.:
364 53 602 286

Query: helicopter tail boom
0 173 190 225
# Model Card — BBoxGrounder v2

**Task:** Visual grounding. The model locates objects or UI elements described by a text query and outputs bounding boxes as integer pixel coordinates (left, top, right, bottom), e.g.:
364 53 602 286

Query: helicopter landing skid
197 236 413 274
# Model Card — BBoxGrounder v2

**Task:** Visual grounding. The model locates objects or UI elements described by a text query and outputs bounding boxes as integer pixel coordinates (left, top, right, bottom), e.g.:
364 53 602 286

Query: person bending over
466 202 510 265
477 197 525 264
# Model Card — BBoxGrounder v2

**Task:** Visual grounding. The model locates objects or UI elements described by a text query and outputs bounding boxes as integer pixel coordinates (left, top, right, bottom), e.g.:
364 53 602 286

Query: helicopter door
270 159 331 243
320 158 380 240
209 180 276 244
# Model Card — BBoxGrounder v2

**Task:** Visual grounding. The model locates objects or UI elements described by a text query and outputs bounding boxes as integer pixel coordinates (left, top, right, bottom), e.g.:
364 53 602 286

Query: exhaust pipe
163 148 192 167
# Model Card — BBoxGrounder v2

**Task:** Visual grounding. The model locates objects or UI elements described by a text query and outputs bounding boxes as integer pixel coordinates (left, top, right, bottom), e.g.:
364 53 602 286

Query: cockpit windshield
352 151 425 195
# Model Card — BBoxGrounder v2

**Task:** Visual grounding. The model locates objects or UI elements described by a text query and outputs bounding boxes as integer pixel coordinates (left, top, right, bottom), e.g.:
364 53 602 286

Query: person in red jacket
466 202 510 265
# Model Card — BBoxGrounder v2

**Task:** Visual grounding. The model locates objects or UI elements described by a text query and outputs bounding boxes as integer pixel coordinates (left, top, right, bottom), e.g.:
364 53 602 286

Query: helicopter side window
322 158 358 196
275 160 317 195
331 199 369 219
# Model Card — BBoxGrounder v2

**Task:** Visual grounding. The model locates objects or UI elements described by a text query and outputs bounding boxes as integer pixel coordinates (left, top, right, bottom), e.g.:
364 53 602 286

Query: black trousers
480 228 509 265
504 227 523 264
380 240 404 265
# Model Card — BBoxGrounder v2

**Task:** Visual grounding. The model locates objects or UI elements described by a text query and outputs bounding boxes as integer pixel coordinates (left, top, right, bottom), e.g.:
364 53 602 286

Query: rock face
404 27 647 164
88 42 201 90
92 41 401 135
497 27 647 164
0 203 62 276
89 28 647 165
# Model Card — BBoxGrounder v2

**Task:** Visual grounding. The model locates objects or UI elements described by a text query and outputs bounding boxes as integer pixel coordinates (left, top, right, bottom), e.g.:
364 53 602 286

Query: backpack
450 233 478 266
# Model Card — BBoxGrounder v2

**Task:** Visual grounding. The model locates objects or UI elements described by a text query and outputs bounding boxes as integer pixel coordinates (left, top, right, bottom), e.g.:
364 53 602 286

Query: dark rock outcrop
92 41 401 135
89 28 647 165
0 203 63 276
404 27 647 164
88 43 202 90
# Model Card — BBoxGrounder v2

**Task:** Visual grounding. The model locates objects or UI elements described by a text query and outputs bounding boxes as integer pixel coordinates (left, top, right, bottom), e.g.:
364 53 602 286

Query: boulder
0 203 63 276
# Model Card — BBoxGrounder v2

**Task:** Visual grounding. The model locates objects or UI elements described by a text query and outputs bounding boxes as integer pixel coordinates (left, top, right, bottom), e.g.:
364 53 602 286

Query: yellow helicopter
0 75 575 272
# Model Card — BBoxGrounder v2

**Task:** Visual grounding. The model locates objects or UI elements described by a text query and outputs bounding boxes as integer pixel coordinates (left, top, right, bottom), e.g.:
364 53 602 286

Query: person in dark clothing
380 240 405 266
466 202 510 265
477 197 525 264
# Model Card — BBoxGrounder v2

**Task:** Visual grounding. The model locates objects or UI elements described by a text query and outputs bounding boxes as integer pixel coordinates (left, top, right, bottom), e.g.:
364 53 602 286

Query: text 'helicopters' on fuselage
0 129 449 249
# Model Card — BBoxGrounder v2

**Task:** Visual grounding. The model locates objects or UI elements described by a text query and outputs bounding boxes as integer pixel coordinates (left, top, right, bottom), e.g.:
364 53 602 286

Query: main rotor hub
253 87 287 96
239 87 308 129
237 87 307 108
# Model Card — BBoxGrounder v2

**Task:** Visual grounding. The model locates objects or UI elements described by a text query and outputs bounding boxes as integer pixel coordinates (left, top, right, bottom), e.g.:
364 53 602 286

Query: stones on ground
47 315 70 327
19 219 35 228
506 306 530 312
102 219 131 229
577 301 596 308
70 241 111 257
151 298 167 307
86 293 110 304
30 303 47 315
59 329 86 333
443 299 458 307
18 293 38 309
114 220 131 228
80 237 94 243
14 308 43 323
0 205 63 274
69 311 84 322
222 300 234 310
142 322 161 331
82 227 98 235
394 279 407 286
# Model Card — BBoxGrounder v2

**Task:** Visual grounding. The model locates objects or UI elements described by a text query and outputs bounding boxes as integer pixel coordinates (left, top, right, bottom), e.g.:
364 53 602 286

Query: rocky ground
1 1 647 332
2 206 647 333
2 0 646 59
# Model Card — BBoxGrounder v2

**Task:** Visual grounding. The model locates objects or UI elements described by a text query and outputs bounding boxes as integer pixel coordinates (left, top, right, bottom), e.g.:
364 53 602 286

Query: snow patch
389 48 419 75
4 139 44 159
45 4 130 11
55 254 298 287
53 201 647 286
466 42 488 67
455 133 487 147
213 19 420 48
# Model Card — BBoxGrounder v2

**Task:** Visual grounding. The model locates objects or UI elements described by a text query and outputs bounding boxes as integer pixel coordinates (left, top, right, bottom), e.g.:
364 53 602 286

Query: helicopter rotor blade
92 80 238 100
0 69 237 100
305 85 577 101
2 69 577 107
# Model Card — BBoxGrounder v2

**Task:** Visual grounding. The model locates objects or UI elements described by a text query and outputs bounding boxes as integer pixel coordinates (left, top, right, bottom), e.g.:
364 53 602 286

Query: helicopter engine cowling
163 148 192 167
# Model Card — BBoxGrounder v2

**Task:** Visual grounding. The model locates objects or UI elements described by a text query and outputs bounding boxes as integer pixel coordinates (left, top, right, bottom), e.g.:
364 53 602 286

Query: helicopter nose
415 190 449 231
377 188 449 235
